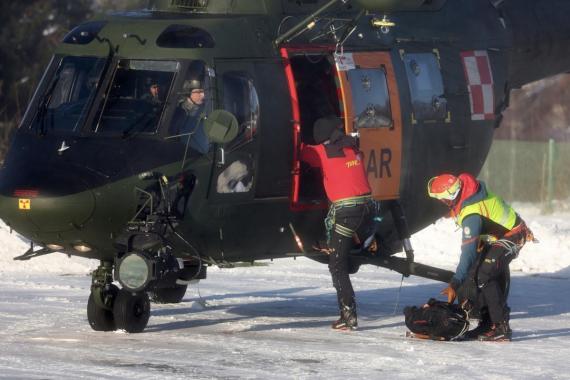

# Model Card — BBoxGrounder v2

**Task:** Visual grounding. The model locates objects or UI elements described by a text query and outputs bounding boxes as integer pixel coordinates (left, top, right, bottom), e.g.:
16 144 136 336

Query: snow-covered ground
1 204 570 379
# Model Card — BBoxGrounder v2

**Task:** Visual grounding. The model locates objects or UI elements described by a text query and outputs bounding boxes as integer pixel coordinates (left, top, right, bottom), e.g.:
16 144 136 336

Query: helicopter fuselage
1 0 570 332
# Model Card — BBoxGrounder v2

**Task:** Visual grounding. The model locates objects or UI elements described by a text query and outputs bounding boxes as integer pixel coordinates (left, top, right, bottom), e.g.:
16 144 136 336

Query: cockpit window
156 25 215 49
30 55 106 133
93 59 178 136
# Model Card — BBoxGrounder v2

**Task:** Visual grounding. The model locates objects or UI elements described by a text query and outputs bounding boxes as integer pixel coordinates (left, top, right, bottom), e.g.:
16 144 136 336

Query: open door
335 52 402 200
281 48 342 210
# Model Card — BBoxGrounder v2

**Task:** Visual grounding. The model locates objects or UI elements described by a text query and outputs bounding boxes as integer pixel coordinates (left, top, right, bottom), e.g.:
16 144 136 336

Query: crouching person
427 173 535 341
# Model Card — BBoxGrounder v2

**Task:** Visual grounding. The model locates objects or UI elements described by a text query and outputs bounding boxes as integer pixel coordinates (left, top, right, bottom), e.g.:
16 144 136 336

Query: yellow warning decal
18 199 31 210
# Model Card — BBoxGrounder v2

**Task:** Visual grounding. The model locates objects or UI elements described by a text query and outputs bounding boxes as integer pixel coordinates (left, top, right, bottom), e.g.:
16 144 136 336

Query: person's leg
458 255 491 339
476 245 513 341
328 206 366 329
328 231 355 310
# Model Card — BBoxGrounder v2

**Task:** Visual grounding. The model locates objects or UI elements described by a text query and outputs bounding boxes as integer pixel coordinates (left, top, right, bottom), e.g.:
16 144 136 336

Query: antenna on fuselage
274 0 350 47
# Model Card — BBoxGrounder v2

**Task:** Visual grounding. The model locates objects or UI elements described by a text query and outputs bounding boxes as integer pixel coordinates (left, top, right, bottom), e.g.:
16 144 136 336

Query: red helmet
427 174 462 205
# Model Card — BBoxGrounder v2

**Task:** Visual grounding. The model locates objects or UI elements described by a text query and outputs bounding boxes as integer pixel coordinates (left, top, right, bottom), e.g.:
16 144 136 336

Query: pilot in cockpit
171 63 210 154
141 78 162 106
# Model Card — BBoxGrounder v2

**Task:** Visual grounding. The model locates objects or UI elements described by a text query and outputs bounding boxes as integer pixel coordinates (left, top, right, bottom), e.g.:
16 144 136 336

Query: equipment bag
404 298 470 341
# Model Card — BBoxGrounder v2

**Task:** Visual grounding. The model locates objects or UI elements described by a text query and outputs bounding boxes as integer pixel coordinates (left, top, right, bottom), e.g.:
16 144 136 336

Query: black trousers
473 240 518 323
328 203 374 311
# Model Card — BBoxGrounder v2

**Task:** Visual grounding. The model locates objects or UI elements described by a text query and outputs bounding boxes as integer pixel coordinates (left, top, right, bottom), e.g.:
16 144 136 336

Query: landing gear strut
85 172 204 333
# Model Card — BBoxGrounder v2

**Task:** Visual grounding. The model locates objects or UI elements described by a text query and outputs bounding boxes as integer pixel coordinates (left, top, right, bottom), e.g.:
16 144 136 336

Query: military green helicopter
0 0 568 333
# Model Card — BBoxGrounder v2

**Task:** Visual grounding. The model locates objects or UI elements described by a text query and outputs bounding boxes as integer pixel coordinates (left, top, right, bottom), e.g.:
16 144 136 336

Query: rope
392 274 405 315
195 281 207 308
450 307 471 341
325 195 373 242
493 239 520 259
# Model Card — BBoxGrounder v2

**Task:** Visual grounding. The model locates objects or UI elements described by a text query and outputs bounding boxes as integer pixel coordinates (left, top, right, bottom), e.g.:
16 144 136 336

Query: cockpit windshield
93 59 178 136
30 56 106 133
25 55 213 156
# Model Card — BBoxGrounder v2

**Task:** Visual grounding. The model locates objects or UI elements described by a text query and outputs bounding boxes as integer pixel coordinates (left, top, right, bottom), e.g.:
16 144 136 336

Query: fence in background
479 139 569 210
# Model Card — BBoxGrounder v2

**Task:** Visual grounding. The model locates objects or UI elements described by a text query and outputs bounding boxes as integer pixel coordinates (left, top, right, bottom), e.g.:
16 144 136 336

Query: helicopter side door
206 59 297 260
335 52 402 200
208 60 259 202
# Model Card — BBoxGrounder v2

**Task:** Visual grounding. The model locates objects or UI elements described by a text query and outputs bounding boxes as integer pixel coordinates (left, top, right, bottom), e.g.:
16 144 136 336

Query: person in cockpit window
141 79 161 106
171 68 210 154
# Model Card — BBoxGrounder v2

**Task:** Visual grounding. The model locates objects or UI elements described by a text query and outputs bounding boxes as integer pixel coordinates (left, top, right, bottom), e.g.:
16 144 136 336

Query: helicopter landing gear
150 284 187 304
149 262 207 304
87 284 119 331
87 260 151 333
87 231 208 332
113 289 151 333
87 261 119 331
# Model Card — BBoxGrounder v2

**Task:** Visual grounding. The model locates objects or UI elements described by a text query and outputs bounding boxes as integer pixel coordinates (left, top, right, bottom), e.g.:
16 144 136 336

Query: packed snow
1 203 570 379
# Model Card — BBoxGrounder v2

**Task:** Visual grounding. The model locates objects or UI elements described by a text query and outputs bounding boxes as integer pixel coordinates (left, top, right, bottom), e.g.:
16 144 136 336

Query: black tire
150 284 188 304
87 285 118 332
113 289 151 333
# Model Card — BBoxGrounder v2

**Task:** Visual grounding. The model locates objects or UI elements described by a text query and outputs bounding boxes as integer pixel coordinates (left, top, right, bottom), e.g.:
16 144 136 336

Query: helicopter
0 0 569 333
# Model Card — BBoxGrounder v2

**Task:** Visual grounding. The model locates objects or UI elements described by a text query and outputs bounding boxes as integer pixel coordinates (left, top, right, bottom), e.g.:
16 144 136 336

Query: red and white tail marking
461 50 495 121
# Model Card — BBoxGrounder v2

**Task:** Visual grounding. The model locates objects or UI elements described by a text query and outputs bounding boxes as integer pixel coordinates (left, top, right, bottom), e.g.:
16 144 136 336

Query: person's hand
440 285 456 304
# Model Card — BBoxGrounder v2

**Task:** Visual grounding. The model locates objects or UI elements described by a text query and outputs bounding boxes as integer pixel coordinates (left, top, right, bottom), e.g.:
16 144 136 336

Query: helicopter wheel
113 289 151 333
150 284 188 304
87 284 119 332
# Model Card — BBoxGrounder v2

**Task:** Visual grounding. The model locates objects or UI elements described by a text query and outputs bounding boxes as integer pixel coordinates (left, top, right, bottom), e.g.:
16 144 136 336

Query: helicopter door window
346 67 393 129
403 52 448 122
216 156 254 194
30 55 106 133
93 59 177 136
222 71 259 151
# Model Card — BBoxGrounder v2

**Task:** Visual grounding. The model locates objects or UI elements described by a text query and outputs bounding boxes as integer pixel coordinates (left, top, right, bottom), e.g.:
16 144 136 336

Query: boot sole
478 335 512 342
332 325 358 331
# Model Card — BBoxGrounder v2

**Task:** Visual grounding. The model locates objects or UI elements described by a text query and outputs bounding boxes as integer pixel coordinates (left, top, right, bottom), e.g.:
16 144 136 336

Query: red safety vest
301 144 371 202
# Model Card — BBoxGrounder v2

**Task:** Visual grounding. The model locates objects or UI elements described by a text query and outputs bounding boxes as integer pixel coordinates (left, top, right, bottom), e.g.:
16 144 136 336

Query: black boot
332 304 358 331
478 322 512 342
464 317 492 340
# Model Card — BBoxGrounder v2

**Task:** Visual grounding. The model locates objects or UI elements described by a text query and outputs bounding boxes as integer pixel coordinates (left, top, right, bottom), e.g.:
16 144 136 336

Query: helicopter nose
0 167 96 235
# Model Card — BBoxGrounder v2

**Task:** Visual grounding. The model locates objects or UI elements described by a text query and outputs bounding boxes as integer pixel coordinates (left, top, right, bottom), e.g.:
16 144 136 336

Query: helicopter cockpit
28 55 106 134
93 59 178 137
24 55 225 155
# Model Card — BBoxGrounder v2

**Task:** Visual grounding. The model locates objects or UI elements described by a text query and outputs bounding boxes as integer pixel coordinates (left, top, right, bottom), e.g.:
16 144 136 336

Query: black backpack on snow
404 298 470 341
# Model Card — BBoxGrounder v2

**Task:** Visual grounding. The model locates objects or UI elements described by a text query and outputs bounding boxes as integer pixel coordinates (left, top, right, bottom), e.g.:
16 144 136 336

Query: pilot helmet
427 174 462 206
180 61 206 95
313 116 343 144
180 79 204 95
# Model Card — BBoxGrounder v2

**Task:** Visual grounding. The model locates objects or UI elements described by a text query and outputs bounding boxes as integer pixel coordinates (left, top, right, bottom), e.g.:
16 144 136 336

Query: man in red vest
301 116 374 330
